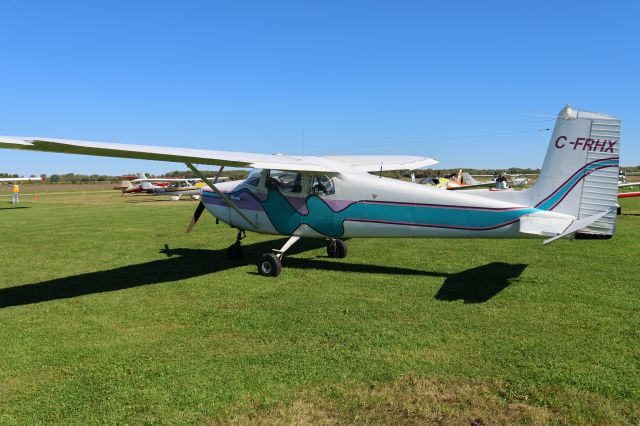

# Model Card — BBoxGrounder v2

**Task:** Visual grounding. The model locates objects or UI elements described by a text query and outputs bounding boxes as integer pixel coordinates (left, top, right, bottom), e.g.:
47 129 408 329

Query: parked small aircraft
143 177 229 200
424 172 496 190
113 173 171 194
0 177 43 184
0 105 621 276
142 179 205 200
616 181 640 214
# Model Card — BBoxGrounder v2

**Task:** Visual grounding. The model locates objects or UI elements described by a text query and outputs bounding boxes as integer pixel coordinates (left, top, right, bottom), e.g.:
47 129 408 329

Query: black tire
257 253 282 277
617 206 622 216
327 239 348 258
227 242 244 260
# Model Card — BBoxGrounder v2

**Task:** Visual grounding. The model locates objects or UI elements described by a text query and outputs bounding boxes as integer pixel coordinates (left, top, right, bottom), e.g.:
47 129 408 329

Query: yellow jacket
12 184 19 193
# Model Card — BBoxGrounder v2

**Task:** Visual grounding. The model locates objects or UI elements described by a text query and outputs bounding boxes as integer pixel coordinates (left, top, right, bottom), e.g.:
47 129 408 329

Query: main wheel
617 206 622 215
227 242 244 260
327 239 348 258
257 253 282 277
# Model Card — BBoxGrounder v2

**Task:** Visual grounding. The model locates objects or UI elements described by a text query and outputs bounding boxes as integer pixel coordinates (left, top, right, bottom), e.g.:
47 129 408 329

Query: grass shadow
0 238 526 308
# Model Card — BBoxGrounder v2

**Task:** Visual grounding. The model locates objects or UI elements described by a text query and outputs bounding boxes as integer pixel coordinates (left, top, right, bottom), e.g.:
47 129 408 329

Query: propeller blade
186 201 206 233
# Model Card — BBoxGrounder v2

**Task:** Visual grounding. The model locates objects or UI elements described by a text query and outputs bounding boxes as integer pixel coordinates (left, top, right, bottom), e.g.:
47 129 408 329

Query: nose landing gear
227 230 246 260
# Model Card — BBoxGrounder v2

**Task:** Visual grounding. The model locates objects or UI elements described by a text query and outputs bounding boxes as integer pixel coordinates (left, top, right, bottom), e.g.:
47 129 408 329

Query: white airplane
418 171 496 190
116 174 230 199
0 105 621 276
140 179 207 201
452 172 532 189
0 177 43 184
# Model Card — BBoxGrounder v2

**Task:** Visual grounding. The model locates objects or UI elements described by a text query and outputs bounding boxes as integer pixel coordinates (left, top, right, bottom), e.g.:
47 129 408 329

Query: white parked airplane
0 105 621 276
140 179 206 201
0 177 43 184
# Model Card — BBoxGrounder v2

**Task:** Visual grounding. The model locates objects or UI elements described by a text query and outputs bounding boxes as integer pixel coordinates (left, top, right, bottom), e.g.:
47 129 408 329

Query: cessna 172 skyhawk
0 105 621 276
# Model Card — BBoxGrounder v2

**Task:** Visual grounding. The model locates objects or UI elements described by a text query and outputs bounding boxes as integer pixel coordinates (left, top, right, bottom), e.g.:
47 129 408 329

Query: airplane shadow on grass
0 206 30 210
0 238 526 309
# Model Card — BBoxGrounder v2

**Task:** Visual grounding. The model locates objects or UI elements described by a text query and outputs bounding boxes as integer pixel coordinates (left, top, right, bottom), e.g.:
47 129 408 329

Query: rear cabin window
309 175 335 196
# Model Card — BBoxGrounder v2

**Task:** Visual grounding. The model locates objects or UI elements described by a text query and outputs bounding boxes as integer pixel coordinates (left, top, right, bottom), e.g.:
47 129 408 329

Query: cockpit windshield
245 170 261 187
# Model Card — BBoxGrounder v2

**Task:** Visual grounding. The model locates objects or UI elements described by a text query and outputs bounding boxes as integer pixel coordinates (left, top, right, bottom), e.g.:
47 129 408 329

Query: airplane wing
0 136 437 174
323 155 438 172
618 182 638 188
0 177 42 182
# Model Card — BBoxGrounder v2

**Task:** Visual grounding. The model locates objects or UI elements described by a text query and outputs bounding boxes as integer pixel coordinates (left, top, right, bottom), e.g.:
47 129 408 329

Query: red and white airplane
113 173 172 194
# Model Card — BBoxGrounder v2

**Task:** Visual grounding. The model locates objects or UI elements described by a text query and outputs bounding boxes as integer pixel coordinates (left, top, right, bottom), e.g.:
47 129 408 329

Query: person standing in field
12 183 19 204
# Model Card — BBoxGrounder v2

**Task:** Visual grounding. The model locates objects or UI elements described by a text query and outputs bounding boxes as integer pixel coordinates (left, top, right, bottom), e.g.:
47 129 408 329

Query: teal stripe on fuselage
536 159 618 210
260 190 534 237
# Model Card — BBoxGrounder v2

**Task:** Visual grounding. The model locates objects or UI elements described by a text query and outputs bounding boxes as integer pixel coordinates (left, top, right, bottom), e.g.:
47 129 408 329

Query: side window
309 175 335 196
266 170 304 194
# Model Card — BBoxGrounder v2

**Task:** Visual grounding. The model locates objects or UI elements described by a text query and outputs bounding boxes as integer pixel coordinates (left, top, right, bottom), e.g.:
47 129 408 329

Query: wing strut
185 163 257 229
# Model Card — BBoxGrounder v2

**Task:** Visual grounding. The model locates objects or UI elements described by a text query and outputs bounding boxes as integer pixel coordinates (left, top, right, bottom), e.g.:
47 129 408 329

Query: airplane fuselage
202 172 572 239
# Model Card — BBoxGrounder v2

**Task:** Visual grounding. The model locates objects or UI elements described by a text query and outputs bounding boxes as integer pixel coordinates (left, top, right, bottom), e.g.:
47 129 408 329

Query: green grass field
1 192 639 424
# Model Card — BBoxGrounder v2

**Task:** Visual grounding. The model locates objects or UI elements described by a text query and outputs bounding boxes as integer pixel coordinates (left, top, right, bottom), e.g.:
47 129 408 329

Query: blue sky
0 0 638 176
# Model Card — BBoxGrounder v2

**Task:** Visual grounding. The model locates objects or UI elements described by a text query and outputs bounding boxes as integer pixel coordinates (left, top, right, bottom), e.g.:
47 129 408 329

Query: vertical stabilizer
528 105 620 237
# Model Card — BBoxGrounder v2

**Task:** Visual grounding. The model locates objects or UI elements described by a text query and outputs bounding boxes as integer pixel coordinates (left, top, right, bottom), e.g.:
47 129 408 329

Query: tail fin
461 172 481 185
115 180 133 190
528 105 620 237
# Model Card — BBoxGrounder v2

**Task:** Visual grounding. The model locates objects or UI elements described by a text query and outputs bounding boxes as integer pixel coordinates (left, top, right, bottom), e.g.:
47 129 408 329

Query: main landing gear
326 238 348 258
228 232 348 277
257 236 300 277
255 237 349 277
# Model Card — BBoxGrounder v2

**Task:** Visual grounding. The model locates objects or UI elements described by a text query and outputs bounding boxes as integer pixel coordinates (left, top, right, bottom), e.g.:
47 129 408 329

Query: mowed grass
0 192 638 424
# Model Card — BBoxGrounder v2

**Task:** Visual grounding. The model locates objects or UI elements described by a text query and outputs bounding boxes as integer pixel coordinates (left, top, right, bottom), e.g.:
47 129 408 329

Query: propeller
186 201 206 233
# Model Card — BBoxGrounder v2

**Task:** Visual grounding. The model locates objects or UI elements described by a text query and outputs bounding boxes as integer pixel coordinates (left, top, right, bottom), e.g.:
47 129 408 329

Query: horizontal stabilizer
543 208 615 245
519 214 573 237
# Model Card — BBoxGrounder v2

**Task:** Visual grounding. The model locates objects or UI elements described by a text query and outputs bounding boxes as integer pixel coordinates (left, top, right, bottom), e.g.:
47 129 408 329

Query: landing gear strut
257 236 300 277
227 230 246 260
327 238 348 258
